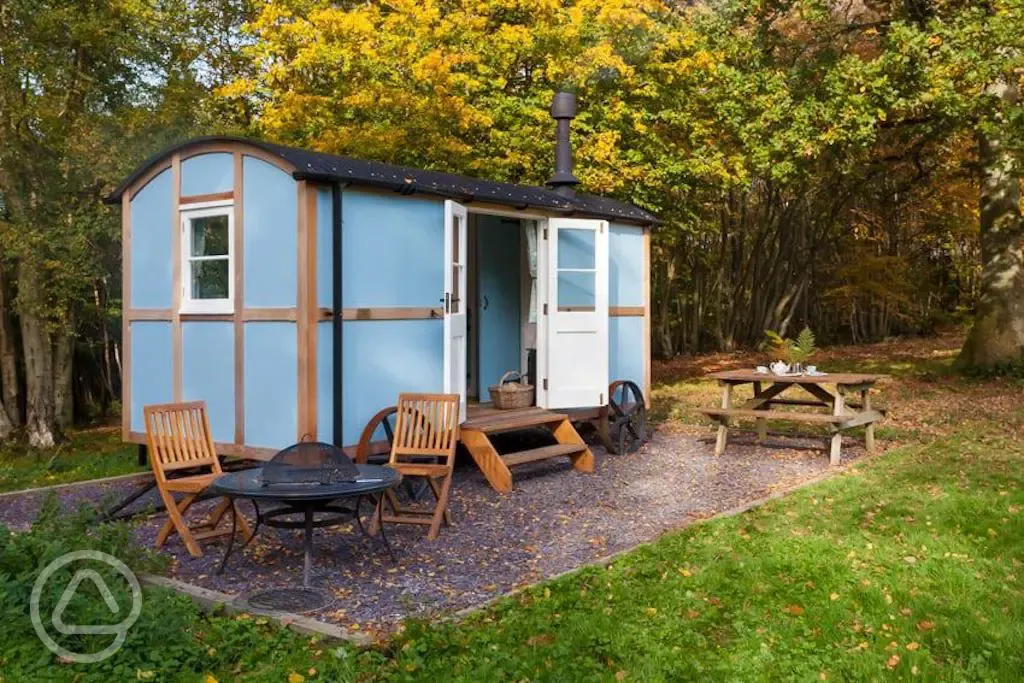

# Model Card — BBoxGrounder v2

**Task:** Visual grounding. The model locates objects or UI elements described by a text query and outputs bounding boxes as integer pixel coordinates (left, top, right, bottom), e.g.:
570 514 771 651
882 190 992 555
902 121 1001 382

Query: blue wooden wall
244 157 297 308
244 322 298 448
129 321 173 433
341 189 443 307
476 216 521 398
130 169 172 309
181 153 233 196
182 322 234 443
314 188 446 444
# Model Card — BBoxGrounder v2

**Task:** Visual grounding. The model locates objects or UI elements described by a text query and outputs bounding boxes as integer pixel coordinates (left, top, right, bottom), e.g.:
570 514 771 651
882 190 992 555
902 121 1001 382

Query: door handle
482 295 489 311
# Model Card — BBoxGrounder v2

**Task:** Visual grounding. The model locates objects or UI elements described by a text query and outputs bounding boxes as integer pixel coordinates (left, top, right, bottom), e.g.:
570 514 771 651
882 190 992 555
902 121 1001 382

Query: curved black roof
105 136 657 225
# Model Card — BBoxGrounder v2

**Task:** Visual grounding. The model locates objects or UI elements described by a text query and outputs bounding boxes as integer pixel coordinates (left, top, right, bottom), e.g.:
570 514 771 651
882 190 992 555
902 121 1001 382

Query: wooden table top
706 369 885 385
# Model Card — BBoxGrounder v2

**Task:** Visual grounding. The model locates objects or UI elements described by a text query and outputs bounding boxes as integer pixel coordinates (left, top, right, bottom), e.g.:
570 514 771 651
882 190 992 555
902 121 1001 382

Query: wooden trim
240 149 295 175
610 306 644 317
233 151 245 445
318 307 443 321
642 226 651 408
122 193 132 440
125 309 173 321
126 431 277 461
296 180 310 441
179 142 241 161
242 308 298 321
180 191 233 205
304 184 319 439
171 153 183 402
127 162 172 201
180 314 233 322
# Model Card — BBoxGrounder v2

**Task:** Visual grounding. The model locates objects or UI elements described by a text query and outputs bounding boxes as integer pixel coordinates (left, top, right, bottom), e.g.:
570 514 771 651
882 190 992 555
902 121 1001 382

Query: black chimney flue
547 91 580 197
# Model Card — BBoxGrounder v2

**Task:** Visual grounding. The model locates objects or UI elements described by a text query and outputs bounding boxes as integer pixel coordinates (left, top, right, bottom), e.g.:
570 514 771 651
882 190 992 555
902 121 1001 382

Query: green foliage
0 428 145 493
764 327 817 366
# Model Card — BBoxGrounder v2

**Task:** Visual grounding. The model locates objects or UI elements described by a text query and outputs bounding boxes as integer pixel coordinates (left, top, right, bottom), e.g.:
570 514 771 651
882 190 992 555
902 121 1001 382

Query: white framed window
180 201 233 314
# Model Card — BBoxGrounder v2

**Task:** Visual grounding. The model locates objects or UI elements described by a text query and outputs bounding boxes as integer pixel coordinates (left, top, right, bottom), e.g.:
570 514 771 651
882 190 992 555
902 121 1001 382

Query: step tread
502 443 588 467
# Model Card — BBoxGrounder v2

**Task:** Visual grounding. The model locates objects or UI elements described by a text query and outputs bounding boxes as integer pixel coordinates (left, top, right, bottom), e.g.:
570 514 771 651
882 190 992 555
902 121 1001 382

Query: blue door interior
475 216 522 401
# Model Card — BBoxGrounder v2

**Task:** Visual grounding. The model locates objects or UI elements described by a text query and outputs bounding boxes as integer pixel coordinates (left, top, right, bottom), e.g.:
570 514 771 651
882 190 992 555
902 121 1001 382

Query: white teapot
770 361 790 375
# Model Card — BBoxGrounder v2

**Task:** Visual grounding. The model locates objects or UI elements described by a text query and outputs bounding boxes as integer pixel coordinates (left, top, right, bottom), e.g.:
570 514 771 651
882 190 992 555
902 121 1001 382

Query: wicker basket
489 371 535 410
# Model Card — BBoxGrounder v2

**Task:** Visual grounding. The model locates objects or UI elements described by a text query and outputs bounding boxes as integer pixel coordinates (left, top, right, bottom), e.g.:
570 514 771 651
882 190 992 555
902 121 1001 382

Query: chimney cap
550 91 577 120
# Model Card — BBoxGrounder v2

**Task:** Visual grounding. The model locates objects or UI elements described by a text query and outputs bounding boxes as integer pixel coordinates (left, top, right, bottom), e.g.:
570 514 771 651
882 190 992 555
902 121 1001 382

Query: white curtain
524 221 538 347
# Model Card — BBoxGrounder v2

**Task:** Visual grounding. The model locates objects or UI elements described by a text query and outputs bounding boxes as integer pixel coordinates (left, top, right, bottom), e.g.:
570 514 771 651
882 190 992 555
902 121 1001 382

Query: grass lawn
3 333 1024 680
0 427 145 493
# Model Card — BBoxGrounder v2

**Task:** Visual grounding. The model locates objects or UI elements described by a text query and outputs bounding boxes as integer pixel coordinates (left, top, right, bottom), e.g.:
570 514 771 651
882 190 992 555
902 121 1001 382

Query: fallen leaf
916 620 935 632
906 642 920 651
887 654 901 669
782 605 805 616
829 592 840 601
287 672 305 683
645 607 658 616
526 634 555 647
615 672 627 681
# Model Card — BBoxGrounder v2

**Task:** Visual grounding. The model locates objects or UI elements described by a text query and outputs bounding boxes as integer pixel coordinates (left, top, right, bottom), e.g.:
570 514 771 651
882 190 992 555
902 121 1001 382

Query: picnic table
700 370 885 465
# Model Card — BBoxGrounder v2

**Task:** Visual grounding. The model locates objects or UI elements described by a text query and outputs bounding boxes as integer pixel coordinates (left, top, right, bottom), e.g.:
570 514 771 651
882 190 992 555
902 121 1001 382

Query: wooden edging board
138 573 373 647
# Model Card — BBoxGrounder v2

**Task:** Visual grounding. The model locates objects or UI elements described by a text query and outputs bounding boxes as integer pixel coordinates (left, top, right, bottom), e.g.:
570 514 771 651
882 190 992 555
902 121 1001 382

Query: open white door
540 218 609 408
443 200 469 420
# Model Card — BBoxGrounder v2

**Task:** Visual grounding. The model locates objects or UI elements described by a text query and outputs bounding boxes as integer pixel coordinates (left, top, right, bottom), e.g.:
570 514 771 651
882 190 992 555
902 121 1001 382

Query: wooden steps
461 405 594 493
503 443 588 467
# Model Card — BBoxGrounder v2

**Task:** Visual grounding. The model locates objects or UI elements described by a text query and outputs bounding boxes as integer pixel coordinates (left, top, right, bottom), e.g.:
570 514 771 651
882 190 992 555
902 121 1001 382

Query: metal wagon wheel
355 406 399 465
608 380 647 455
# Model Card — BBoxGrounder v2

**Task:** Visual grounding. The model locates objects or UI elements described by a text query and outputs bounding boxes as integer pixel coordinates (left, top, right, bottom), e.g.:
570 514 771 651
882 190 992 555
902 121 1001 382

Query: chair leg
231 500 253 541
425 476 452 526
426 473 453 541
155 492 194 546
156 491 203 557
206 497 232 528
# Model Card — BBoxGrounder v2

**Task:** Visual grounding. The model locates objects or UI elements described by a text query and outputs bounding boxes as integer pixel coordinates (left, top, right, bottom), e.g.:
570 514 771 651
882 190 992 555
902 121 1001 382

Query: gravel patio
0 429 868 636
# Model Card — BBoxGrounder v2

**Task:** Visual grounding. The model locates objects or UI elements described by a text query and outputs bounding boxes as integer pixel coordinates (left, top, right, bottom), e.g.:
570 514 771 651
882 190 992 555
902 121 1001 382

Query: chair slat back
144 402 222 477
390 393 460 464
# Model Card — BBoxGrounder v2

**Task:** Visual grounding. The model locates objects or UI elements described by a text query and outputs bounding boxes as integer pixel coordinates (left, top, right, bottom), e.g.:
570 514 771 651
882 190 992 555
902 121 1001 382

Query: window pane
557 228 595 269
191 215 229 257
191 259 229 299
557 270 595 310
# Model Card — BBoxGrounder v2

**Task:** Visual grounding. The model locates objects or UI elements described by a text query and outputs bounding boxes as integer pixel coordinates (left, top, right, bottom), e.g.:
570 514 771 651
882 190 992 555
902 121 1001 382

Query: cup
756 365 768 374
806 365 817 374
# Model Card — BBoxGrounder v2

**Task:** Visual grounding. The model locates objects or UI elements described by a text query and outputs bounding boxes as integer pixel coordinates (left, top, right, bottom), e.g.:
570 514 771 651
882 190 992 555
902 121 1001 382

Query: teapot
769 361 790 375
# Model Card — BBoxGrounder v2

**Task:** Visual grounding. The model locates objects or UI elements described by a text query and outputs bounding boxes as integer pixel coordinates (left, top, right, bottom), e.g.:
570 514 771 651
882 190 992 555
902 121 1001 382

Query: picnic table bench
700 370 885 465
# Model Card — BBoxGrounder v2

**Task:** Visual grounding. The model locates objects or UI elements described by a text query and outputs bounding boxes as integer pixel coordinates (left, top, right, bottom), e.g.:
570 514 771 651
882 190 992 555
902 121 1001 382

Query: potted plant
763 327 817 374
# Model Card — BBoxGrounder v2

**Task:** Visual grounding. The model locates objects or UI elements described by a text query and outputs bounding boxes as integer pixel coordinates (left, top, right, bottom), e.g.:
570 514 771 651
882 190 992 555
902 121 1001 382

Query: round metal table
210 464 401 588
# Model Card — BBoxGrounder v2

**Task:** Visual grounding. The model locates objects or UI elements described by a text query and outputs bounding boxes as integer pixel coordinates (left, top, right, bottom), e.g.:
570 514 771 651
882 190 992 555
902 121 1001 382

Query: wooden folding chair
143 401 251 557
370 393 460 541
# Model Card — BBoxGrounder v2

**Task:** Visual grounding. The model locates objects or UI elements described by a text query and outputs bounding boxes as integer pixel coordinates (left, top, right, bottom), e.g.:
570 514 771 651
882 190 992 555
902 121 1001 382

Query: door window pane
557 271 595 310
558 228 595 269
190 215 229 256
191 259 230 299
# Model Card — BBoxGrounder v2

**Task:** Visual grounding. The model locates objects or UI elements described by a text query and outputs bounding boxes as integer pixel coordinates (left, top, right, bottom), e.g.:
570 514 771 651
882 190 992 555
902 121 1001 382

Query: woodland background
1 0 1023 446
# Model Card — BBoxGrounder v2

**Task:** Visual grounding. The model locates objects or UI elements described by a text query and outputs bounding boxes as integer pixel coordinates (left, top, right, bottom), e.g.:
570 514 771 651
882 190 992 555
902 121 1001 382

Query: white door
443 200 469 420
540 218 609 408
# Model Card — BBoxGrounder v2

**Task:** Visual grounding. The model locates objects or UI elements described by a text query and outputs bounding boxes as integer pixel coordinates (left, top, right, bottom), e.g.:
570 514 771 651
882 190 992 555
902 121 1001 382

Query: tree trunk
0 399 12 440
18 261 58 447
958 80 1024 368
53 331 73 430
0 263 21 427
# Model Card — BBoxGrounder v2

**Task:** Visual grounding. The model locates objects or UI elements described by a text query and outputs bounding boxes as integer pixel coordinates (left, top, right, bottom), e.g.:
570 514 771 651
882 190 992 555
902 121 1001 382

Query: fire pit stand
209 443 402 600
